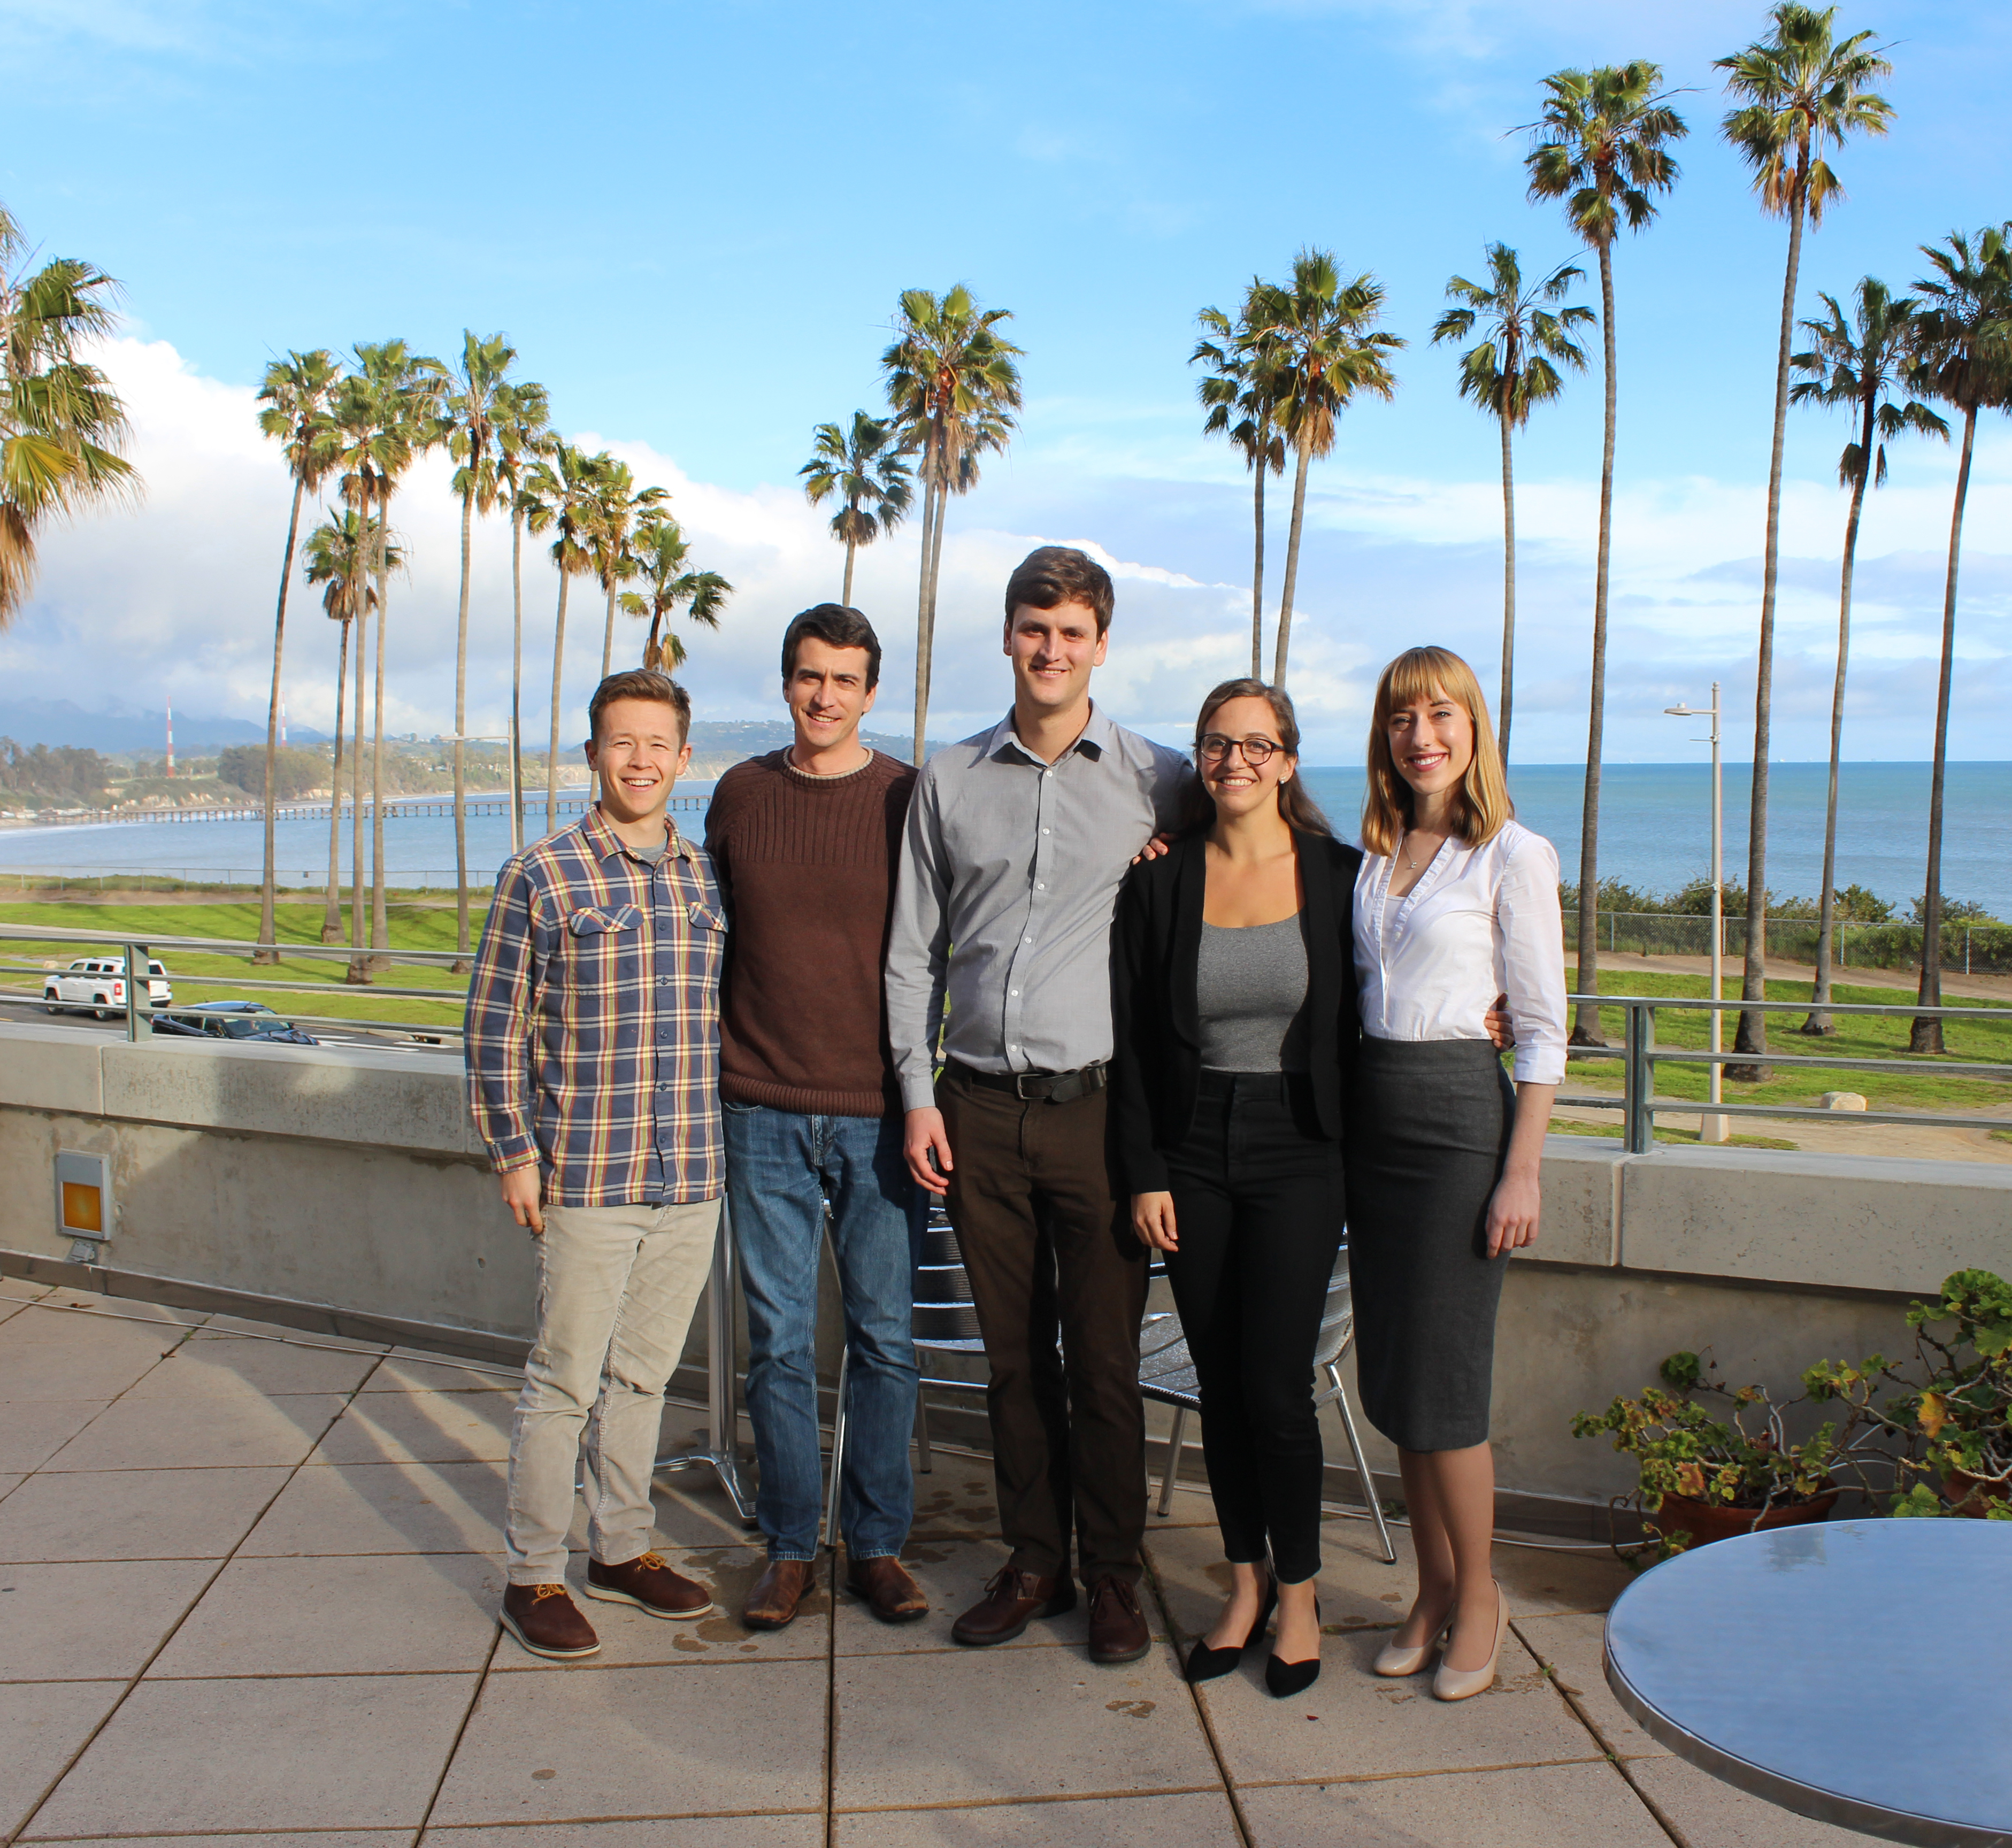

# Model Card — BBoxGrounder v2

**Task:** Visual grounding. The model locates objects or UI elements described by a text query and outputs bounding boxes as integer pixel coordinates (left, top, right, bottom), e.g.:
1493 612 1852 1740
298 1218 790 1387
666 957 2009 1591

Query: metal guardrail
0 922 467 1045
1558 994 2012 1153
1 926 2008 1148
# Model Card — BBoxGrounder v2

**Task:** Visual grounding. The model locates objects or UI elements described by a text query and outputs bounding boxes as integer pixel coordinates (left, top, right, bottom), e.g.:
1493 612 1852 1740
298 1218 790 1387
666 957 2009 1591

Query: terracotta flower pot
1941 1466 2010 1519
1649 1487 1839 1550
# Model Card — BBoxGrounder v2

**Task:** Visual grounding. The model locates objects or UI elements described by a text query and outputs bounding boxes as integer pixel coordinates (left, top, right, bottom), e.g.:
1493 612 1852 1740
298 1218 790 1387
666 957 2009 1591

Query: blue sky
2 0 2007 763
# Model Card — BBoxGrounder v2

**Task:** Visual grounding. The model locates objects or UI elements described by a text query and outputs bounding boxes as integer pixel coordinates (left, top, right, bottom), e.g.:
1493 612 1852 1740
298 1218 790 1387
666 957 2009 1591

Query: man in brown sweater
705 604 928 1630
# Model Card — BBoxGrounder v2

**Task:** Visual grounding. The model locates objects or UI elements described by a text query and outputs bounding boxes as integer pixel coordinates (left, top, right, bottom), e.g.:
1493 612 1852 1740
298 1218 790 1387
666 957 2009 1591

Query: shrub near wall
1579 914 2012 975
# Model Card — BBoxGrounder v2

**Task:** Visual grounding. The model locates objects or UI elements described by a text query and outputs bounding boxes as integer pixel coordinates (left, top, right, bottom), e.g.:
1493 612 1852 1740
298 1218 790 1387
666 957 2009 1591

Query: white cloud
4 335 2006 771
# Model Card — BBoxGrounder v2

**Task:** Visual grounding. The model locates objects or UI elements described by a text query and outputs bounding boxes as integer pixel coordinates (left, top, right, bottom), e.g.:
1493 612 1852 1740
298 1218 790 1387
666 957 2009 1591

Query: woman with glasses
1348 646 1564 1701
1110 677 1356 1698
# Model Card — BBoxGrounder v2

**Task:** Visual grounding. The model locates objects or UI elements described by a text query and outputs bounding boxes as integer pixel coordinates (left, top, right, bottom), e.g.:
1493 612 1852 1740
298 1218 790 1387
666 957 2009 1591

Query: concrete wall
4 1022 2009 1527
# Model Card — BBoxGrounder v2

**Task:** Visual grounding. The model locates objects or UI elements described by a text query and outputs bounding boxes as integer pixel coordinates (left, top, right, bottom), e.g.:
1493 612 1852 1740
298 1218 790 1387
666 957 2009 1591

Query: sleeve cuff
1512 1052 1566 1086
898 1068 940 1114
486 1135 540 1174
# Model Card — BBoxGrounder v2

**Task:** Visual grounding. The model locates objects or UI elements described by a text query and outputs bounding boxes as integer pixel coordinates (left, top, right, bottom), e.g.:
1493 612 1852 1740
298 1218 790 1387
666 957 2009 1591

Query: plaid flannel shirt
464 806 726 1206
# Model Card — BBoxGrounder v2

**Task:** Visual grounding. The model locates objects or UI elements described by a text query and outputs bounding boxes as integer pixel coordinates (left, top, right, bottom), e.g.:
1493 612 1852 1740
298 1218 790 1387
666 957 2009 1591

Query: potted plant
1574 1351 1860 1557
1806 1268 2011 1520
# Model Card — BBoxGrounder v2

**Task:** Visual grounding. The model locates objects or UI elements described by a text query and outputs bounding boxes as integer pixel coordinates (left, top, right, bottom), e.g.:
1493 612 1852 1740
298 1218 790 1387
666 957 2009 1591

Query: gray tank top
1196 914 1311 1073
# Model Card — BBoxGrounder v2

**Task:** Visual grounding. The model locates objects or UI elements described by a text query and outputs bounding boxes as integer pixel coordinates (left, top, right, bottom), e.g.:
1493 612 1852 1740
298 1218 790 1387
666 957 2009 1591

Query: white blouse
1353 819 1568 1086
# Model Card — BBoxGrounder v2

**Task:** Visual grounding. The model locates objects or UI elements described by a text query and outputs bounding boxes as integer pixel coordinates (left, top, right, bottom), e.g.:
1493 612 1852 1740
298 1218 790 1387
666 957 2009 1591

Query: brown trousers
938 1062 1150 1585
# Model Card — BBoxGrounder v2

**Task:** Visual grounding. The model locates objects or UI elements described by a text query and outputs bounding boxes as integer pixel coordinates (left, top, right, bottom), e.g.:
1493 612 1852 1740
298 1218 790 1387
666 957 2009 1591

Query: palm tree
587 459 668 681
1431 245 1593 764
303 510 397 941
799 411 913 607
252 350 342 965
336 341 446 974
438 332 519 969
1526 62 1686 1046
494 382 551 852
883 286 1024 763
1247 250 1403 685
1790 281 1945 1034
1718 3 1892 1073
1905 225 2012 1055
1193 287 1286 677
0 203 139 626
523 442 603 835
622 517 732 670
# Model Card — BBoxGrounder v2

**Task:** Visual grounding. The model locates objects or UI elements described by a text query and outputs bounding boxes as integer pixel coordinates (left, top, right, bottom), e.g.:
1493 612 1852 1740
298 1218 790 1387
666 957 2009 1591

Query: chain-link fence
1589 913 2012 977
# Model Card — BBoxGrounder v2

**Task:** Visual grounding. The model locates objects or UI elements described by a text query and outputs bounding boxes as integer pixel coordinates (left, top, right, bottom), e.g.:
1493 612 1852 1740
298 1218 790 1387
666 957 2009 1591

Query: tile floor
0 1274 1870 1847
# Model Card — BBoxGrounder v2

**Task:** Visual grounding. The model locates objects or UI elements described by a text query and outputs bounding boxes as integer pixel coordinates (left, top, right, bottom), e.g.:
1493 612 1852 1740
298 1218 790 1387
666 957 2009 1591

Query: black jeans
1163 1071 1346 1585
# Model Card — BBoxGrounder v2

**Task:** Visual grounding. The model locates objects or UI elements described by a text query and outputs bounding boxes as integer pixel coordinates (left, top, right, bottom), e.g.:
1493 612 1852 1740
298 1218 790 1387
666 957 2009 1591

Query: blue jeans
724 1103 921 1562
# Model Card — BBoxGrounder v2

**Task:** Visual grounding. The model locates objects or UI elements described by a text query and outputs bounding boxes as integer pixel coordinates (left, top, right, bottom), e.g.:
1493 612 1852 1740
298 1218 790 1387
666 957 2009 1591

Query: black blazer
1109 828 1363 1195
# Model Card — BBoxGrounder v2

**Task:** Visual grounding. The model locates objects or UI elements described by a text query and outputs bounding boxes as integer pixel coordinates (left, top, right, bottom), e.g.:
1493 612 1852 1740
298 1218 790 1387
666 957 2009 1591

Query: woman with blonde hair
1348 645 1564 1701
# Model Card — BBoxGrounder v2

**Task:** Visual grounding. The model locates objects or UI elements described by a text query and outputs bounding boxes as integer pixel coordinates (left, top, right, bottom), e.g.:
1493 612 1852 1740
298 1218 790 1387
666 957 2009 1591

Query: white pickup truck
44 956 174 1019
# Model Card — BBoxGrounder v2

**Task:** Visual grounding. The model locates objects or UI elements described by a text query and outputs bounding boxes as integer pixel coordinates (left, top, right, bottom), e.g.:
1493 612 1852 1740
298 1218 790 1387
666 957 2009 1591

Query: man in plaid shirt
465 669 727 1660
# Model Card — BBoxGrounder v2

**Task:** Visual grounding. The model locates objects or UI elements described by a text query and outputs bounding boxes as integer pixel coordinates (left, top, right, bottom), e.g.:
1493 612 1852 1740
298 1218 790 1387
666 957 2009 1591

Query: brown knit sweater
704 748 918 1116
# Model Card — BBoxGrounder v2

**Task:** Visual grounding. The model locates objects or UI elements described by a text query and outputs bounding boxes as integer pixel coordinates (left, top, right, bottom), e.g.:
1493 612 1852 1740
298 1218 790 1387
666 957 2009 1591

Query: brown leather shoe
743 1557 816 1631
951 1566 1075 1646
1087 1574 1152 1665
584 1550 713 1619
500 1582 601 1660
845 1553 929 1624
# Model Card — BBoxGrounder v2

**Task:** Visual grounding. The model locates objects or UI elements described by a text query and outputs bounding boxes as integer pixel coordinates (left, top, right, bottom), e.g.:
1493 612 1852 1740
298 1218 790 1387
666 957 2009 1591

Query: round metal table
1605 1518 2012 1845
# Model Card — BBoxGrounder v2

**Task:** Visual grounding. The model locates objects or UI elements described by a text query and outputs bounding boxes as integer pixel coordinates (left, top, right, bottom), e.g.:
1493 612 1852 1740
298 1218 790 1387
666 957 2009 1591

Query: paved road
0 990 452 1057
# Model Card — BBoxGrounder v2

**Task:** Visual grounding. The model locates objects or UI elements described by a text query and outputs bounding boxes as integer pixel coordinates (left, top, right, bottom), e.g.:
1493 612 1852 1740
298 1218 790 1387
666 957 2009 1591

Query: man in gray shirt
887 545 1188 1665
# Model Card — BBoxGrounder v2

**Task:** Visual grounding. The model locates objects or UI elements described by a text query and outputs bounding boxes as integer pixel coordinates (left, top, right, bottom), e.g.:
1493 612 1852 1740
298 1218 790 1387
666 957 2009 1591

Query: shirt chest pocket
685 900 726 979
562 904 646 990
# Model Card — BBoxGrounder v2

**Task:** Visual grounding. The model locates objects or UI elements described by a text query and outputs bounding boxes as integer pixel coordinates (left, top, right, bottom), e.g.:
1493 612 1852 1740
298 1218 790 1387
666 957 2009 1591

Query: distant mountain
0 698 328 752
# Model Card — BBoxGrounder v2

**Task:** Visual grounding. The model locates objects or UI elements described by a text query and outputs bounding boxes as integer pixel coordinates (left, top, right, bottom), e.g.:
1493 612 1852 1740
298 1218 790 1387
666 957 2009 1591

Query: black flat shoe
1184 1573 1278 1683
1264 1596 1321 1698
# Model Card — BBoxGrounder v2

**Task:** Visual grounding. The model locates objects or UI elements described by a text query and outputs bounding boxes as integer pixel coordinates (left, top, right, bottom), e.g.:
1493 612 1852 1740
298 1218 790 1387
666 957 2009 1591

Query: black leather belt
956 1061 1109 1104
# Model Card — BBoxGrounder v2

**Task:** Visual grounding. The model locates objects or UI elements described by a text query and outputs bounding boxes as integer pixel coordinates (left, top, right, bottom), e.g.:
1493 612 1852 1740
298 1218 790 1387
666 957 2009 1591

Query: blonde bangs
1360 645 1514 856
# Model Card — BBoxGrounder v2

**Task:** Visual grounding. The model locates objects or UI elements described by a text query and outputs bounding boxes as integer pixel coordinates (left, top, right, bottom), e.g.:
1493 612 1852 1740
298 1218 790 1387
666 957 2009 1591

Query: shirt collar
987 699 1112 768
579 803 689 865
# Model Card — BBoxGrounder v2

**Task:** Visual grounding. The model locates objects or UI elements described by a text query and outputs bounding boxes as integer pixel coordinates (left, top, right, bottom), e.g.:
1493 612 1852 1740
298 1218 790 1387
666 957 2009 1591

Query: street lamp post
1664 686 1727 1143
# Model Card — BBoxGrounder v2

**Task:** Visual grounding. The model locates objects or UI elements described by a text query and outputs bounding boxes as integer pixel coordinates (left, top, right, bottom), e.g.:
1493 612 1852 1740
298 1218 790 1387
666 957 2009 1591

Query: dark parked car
151 1000 319 1046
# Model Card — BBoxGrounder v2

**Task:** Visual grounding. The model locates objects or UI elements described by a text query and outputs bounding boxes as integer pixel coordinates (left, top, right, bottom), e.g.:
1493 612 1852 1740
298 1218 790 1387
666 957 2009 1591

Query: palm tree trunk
368 509 391 971
451 488 473 974
1802 398 1876 1036
1731 200 1807 1077
321 617 350 942
1251 463 1266 679
646 610 663 669
509 510 525 854
600 576 617 682
911 464 941 766
1498 406 1517 766
1273 440 1311 686
547 570 571 837
1571 240 1618 1048
256 476 306 966
1911 402 1976 1056
923 479 951 723
347 484 371 983
842 528 857 609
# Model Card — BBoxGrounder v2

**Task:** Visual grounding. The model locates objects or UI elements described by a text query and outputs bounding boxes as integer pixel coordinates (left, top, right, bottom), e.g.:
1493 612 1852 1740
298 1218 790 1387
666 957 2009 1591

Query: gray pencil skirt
1346 1037 1516 1453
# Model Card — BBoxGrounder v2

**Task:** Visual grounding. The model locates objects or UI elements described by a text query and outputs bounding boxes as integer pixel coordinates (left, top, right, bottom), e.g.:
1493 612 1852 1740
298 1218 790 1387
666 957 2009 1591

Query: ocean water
2 763 2008 921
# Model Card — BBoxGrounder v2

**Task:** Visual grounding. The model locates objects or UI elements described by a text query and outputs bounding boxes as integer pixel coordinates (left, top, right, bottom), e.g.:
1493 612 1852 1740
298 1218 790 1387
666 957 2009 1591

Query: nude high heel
1373 1613 1451 1678
1432 1581 1508 1701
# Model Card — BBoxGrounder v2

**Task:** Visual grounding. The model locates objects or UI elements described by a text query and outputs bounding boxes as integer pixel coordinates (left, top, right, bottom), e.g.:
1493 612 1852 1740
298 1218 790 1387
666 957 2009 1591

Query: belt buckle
1013 1071 1047 1100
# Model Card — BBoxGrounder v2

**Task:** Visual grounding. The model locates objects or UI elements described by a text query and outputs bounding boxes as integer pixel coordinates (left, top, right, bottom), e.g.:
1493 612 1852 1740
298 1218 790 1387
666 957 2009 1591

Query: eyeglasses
1197 733 1281 767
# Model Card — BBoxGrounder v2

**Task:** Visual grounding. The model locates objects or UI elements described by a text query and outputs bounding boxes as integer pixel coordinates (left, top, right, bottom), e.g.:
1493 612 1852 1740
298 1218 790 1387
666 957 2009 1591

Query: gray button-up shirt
886 704 1191 1112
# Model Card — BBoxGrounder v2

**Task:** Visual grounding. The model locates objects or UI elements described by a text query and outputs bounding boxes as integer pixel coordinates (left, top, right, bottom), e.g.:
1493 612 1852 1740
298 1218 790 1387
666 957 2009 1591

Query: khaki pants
503 1196 721 1585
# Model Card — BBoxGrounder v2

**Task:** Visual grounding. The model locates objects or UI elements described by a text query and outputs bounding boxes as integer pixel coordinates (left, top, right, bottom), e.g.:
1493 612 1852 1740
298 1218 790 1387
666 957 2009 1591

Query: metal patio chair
821 1196 984 1546
1138 1244 1396 1563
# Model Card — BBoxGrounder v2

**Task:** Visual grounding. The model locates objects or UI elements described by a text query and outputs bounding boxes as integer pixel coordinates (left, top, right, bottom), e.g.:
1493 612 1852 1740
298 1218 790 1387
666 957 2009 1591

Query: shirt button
1023 936 1033 944
1035 882 1045 890
1010 989 1019 997
1041 828 1050 836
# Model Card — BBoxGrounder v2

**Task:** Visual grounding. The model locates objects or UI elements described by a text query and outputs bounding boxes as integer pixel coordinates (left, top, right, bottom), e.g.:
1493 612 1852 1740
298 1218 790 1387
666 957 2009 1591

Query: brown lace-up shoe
1087 1574 1152 1665
845 1553 929 1624
584 1551 713 1619
951 1567 1075 1646
500 1582 601 1659
743 1557 816 1631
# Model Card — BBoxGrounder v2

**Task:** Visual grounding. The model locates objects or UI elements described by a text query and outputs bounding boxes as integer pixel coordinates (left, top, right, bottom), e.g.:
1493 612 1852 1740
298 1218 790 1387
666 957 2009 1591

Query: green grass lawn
1563 967 2012 1117
0 900 476 1028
